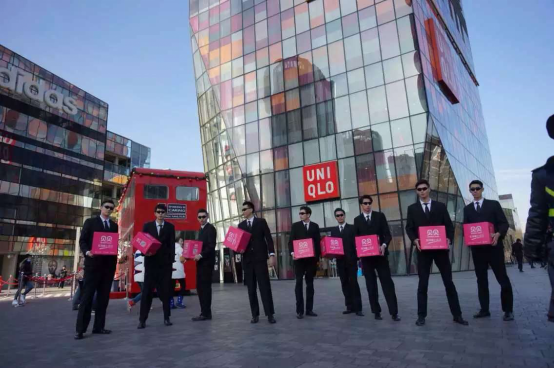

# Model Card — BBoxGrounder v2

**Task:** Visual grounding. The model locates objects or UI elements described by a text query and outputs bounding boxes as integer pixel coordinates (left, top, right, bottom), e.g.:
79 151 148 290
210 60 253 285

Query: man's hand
380 244 387 255
447 238 451 249
414 239 421 251
179 256 186 263
86 251 94 258
194 254 202 261
268 255 275 267
491 233 500 246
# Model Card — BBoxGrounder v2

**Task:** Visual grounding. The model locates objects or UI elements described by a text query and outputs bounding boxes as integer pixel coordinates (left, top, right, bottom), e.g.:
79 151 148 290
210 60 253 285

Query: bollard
69 273 75 301
42 274 47 296
125 269 129 301
7 275 12 298
34 274 38 299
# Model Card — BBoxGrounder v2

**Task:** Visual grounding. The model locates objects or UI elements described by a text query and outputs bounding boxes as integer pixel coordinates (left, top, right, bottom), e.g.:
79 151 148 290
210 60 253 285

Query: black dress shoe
268 315 276 324
296 313 304 319
137 322 146 329
74 333 84 340
473 311 491 318
191 315 210 321
453 316 469 325
343 310 353 314
306 311 318 317
415 316 426 326
251 316 259 324
392 314 401 321
164 319 173 326
503 312 514 321
92 329 112 334
355 311 364 317
374 313 383 320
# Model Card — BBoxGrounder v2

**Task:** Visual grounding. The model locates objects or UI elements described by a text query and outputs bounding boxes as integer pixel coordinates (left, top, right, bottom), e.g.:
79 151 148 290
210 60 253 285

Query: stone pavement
0 265 552 368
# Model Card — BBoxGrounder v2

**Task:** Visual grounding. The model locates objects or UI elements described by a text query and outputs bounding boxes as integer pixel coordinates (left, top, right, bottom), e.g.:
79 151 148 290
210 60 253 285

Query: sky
1 0 553 231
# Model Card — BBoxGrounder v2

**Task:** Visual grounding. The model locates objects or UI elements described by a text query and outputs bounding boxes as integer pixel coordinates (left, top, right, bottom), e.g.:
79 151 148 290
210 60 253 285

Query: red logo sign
303 161 340 202
425 17 460 104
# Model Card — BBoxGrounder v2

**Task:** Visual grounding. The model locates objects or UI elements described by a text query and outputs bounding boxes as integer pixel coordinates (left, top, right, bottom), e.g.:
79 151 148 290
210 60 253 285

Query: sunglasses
156 210 166 214
470 187 482 192
335 214 345 217
299 212 307 215
241 208 251 212
198 215 207 219
416 187 428 192
103 206 114 210
362 202 372 205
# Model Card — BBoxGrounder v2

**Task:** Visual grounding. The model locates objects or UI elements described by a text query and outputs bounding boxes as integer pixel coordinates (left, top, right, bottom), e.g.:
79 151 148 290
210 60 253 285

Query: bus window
176 186 199 201
144 185 168 199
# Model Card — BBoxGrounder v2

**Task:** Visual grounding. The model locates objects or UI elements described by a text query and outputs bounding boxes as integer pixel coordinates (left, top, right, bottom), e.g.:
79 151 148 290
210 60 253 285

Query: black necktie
339 225 343 233
475 202 481 213
304 223 308 232
157 224 162 235
104 220 109 230
366 215 371 226
424 203 430 218
247 220 252 230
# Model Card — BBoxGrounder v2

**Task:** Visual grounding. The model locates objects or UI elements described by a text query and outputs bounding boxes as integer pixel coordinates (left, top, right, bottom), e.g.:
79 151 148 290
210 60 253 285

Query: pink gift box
293 238 315 259
132 232 162 256
320 237 344 259
91 232 119 255
418 226 448 250
182 240 202 259
463 222 495 246
356 235 381 257
223 226 251 253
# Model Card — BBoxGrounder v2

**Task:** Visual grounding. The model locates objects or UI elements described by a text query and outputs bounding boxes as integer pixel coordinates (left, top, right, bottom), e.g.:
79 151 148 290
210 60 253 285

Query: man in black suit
192 208 217 321
463 179 514 321
354 195 400 321
138 204 176 329
238 201 276 324
288 206 320 319
405 179 468 327
512 239 524 272
330 208 363 316
75 199 118 340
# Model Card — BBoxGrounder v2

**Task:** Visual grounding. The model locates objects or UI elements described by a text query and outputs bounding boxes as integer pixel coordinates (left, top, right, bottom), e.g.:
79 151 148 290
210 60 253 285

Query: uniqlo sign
303 161 340 202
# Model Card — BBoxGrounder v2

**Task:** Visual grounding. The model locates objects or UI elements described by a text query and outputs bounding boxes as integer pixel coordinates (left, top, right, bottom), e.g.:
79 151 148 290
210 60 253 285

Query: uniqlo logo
303 161 340 202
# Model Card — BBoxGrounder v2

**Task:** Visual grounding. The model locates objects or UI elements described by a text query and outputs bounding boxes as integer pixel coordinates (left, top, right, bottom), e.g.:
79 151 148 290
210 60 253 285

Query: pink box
320 237 344 259
223 226 251 253
91 232 119 255
132 232 162 256
293 238 315 259
356 235 381 257
182 240 202 259
418 226 448 250
463 222 495 246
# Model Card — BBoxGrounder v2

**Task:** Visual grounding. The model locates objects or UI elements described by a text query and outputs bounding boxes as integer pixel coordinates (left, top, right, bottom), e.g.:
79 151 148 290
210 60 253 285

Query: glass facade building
189 0 498 279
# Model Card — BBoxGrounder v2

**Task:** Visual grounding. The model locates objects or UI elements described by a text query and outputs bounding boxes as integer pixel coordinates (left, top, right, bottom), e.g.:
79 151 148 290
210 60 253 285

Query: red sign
425 18 460 104
303 161 340 202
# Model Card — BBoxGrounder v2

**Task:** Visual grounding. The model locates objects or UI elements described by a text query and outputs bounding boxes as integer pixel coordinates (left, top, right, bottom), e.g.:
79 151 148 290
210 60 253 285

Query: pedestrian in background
12 254 34 307
511 239 524 272
59 266 68 288
171 238 187 309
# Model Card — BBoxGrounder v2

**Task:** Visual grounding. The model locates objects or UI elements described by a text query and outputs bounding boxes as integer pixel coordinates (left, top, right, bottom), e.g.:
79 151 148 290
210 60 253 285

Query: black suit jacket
405 200 454 243
512 242 523 256
142 221 175 269
80 216 118 268
330 223 357 263
238 217 274 263
288 221 321 259
197 222 217 266
353 211 392 256
463 199 509 247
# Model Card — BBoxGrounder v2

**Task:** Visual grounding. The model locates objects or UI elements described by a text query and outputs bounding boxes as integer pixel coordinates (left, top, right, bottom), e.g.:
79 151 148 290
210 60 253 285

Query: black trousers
171 278 186 297
294 258 317 314
417 250 462 318
244 260 275 317
76 257 116 334
139 266 172 322
336 258 362 312
471 246 513 313
361 256 398 315
548 262 554 318
196 261 214 317
515 254 523 271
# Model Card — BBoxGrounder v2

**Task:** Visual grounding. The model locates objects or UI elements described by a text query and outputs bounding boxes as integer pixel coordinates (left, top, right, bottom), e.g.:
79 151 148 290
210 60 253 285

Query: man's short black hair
334 207 345 216
300 206 312 215
242 201 255 211
154 203 167 212
197 208 208 215
516 238 521 242
358 195 373 205
415 179 430 189
101 199 115 207
469 180 483 188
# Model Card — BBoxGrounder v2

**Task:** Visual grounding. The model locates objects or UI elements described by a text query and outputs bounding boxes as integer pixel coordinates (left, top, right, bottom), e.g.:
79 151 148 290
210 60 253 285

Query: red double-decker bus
115 168 207 298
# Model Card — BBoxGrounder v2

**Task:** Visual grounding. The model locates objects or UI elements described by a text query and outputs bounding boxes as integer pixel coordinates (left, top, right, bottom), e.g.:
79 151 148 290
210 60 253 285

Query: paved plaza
0 265 552 368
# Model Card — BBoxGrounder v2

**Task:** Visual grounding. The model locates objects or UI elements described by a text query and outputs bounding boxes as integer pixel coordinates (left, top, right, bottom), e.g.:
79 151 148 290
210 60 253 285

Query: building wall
188 0 497 278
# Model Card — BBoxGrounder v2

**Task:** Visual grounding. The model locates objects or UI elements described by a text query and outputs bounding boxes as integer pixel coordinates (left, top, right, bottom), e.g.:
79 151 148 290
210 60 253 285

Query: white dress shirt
474 198 484 211
420 199 432 212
